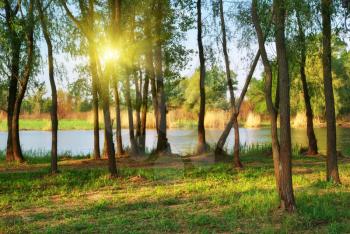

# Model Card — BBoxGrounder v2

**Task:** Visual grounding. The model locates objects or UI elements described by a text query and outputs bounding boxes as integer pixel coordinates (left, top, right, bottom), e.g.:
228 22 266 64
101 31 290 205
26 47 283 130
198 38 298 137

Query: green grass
1 149 350 233
0 119 99 131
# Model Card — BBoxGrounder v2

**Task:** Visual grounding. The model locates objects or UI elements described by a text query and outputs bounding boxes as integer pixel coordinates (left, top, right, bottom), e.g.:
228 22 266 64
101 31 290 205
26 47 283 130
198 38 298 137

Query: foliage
176 66 231 112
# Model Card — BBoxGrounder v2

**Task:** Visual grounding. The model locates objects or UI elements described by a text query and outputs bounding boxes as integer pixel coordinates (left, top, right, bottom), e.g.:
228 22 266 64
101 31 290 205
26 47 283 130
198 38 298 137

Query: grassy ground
1 148 350 233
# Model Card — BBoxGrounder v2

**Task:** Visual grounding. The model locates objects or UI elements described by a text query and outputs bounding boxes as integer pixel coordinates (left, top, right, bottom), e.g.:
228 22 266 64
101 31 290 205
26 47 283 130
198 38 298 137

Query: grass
1 147 350 233
0 119 98 131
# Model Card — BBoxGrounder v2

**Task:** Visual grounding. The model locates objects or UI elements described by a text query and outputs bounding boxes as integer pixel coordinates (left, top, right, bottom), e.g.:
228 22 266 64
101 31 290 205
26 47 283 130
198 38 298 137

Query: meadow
1 147 350 233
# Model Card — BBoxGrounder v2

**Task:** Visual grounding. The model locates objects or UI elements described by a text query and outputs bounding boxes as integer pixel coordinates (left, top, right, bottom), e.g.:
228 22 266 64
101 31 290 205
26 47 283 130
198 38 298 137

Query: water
0 128 350 156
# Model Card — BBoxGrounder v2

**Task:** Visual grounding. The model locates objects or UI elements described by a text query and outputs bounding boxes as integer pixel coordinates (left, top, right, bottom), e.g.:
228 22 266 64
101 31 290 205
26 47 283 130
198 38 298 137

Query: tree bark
321 0 341 183
140 70 150 153
4 1 21 162
196 0 207 154
38 0 58 173
100 83 117 177
154 0 169 153
87 45 102 160
11 0 35 162
232 114 243 167
134 69 142 146
125 73 138 154
296 12 318 155
215 0 235 156
252 0 282 201
140 20 155 152
114 83 124 156
6 40 20 162
92 74 101 159
274 0 296 212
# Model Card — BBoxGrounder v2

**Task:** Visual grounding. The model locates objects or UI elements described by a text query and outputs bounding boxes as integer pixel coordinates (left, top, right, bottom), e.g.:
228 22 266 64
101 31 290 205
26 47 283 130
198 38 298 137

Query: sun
101 47 120 64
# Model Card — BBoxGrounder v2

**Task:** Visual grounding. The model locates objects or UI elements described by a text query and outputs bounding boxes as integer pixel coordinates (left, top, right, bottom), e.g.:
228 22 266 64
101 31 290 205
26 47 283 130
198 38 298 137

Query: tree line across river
1 0 350 212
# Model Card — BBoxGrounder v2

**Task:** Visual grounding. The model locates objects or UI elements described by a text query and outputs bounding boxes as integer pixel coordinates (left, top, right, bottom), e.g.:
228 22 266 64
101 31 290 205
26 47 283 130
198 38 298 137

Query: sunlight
101 47 120 64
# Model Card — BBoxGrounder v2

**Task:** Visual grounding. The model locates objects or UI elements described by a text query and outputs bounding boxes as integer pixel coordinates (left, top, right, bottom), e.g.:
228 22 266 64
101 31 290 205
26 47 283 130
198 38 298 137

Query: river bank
2 110 349 131
2 117 350 131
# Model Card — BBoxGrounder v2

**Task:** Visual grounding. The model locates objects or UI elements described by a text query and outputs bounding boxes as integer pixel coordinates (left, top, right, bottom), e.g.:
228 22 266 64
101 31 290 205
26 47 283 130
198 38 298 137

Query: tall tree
125 10 138 154
295 8 318 155
252 0 282 206
215 0 260 167
62 0 101 160
140 10 154 153
37 0 58 173
4 0 22 161
61 0 117 177
112 0 124 157
155 0 169 153
274 0 296 211
321 0 341 183
8 0 35 162
196 0 207 154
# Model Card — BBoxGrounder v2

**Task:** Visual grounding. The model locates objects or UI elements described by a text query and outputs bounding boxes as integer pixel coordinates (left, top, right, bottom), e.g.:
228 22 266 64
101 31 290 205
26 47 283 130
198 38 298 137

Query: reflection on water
0 128 349 156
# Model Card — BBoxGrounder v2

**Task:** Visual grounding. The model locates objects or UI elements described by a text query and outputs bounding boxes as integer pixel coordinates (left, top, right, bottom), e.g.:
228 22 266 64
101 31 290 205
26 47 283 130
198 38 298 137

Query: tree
196 0 207 154
295 5 318 155
37 0 58 173
3 1 24 162
60 0 101 160
3 0 36 162
252 0 281 202
140 9 154 153
155 0 169 153
61 0 117 177
321 0 341 183
214 0 260 167
274 0 296 211
112 0 124 157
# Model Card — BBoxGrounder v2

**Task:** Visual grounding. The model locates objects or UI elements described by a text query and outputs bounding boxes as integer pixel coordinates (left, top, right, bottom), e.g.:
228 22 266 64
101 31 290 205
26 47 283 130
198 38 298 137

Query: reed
244 112 261 128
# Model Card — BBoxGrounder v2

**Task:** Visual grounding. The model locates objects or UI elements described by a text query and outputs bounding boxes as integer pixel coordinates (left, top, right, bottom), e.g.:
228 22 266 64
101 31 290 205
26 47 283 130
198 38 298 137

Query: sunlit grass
1 149 350 233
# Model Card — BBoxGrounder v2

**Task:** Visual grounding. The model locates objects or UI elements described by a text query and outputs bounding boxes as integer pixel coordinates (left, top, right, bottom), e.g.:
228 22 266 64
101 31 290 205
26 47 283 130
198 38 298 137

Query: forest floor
1 150 350 233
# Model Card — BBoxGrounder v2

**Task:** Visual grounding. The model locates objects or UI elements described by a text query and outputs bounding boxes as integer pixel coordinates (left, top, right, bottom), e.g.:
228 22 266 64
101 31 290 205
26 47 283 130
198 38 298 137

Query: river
1 128 350 156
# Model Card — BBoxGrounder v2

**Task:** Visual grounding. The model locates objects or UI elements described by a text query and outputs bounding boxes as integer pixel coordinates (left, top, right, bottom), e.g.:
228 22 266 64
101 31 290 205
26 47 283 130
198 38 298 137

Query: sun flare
101 47 120 63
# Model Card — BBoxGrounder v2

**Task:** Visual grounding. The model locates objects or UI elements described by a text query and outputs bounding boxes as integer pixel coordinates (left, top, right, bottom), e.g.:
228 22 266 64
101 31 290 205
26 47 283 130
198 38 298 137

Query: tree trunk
88 49 101 160
232 114 242 168
215 50 260 155
150 60 159 133
252 0 282 201
140 72 149 153
215 0 235 156
296 13 318 155
92 79 101 159
321 0 341 183
38 0 58 173
196 0 207 154
125 73 138 154
140 47 154 152
134 69 142 146
274 0 296 212
6 40 20 162
114 83 124 156
154 1 169 154
95 55 117 176
11 1 35 163
101 89 117 177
